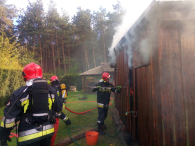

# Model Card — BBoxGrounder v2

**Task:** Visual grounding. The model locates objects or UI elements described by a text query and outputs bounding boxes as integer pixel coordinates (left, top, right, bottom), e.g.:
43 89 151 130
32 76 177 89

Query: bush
60 74 82 91
0 68 25 107
43 73 55 80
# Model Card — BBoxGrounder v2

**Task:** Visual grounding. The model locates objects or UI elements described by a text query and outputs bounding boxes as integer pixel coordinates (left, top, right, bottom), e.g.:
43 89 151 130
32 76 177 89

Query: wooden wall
114 2 195 145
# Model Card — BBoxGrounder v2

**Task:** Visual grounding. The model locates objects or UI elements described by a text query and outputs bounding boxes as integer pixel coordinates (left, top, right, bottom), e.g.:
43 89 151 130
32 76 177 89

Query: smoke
109 0 195 68
108 0 153 67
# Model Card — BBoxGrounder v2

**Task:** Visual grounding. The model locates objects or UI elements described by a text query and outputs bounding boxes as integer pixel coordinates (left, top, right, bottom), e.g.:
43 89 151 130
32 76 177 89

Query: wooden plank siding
180 25 195 146
113 1 195 145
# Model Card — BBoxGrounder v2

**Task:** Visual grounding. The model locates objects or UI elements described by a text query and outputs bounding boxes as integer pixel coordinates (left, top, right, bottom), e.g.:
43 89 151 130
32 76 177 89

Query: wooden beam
82 76 84 94
54 128 97 146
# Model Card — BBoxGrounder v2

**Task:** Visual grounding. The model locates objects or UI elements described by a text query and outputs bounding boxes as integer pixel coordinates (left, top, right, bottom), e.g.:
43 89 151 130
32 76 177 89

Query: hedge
60 74 82 91
0 68 25 106
0 69 82 107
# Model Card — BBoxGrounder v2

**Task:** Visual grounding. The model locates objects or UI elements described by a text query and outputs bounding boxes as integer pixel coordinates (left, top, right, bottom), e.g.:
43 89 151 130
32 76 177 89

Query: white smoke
108 0 153 67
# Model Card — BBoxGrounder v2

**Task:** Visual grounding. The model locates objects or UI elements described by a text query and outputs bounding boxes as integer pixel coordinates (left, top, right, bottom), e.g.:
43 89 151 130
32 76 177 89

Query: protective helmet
50 76 58 82
102 72 110 81
22 62 42 81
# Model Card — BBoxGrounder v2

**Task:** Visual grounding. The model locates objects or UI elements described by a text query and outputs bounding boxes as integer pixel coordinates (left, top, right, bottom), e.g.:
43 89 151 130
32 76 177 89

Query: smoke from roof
108 0 153 67
109 0 195 68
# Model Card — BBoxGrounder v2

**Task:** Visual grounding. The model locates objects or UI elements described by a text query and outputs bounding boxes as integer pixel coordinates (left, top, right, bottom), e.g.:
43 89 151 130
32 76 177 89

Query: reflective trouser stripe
97 103 104 108
33 113 48 116
63 116 68 121
0 121 15 128
18 128 54 142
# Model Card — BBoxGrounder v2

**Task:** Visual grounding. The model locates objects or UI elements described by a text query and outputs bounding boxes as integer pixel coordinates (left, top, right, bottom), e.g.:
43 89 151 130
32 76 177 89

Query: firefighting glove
64 117 71 125
115 86 121 93
97 86 101 90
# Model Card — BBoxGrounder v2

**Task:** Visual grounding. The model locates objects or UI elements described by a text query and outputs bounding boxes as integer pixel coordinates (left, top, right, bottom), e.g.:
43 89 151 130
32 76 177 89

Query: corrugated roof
79 62 114 76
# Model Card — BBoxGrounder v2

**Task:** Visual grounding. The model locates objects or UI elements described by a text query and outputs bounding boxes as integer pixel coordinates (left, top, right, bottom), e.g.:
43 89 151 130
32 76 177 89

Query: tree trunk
62 38 66 73
68 43 71 69
39 35 43 69
90 32 96 67
52 32 56 74
101 24 106 62
45 48 47 72
90 21 96 67
33 34 35 53
83 42 90 70
56 32 60 72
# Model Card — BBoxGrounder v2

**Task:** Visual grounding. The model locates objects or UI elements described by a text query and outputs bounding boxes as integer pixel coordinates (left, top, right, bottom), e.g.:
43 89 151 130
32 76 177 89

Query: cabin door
135 65 152 146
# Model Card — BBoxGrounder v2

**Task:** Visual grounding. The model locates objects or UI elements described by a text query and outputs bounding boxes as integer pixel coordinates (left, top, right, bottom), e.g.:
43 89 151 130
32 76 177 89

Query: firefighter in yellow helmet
50 76 71 146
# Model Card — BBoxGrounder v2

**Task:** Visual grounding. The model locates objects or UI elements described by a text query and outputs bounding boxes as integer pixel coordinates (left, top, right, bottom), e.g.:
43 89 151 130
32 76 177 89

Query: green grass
0 91 123 146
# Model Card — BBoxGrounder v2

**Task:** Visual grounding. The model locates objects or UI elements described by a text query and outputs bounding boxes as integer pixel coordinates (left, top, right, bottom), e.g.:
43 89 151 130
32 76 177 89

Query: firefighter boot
97 123 105 135
101 122 107 130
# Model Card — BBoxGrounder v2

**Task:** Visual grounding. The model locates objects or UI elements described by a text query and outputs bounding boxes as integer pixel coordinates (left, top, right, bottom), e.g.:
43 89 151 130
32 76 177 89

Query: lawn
0 91 123 146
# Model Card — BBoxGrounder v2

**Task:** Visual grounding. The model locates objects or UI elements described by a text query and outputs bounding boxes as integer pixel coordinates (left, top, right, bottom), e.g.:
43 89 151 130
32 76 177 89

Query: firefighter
91 72 121 135
0 62 63 146
50 76 71 146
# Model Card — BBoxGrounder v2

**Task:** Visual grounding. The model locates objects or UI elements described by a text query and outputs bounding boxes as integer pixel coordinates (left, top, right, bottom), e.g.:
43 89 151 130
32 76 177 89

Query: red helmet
50 76 58 82
22 62 42 81
102 72 110 81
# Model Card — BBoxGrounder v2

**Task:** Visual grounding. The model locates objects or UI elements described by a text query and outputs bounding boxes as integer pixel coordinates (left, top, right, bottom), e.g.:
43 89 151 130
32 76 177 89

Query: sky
6 0 154 55
6 0 127 18
6 0 153 19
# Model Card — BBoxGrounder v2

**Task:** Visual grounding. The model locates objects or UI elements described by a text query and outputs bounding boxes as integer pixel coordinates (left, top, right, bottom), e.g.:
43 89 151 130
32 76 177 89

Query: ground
0 91 124 146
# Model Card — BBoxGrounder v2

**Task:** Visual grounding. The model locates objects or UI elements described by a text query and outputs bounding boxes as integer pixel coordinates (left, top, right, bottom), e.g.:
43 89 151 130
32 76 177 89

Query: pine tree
72 8 91 71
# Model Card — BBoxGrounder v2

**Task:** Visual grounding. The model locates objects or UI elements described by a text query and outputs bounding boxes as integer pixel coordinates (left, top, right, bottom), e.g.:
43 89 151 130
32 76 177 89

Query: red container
85 131 99 146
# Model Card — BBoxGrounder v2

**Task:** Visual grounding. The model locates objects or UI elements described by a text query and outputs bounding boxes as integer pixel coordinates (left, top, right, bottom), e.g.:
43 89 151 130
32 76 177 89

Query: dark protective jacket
51 80 63 102
0 80 63 146
51 80 67 121
92 81 116 105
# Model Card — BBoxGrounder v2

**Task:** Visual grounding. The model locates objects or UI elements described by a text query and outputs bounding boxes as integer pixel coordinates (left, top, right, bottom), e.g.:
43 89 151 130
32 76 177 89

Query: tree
0 32 21 69
93 7 107 63
72 8 92 71
17 0 45 68
45 0 60 74
0 0 17 37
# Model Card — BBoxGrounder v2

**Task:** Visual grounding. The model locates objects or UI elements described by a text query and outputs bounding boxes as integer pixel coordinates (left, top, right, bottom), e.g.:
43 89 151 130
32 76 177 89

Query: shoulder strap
29 89 33 114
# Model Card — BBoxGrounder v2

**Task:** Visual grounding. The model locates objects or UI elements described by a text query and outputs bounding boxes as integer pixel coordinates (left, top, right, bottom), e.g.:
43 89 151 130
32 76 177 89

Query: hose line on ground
59 113 128 145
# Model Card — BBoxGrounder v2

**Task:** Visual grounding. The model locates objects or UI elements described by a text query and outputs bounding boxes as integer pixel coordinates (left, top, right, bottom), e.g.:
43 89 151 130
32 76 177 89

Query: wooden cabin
112 1 195 145
79 62 114 93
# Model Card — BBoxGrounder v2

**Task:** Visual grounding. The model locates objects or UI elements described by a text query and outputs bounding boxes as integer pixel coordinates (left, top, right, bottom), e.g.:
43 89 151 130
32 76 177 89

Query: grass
0 91 123 146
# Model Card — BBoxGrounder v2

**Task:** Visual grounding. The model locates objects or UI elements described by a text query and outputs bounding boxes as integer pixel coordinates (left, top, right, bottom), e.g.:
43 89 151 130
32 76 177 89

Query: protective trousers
97 105 109 127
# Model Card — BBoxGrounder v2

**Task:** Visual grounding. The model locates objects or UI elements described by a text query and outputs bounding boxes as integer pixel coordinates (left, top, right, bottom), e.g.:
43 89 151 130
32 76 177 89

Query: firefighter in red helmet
0 62 63 146
91 72 121 135
50 76 71 146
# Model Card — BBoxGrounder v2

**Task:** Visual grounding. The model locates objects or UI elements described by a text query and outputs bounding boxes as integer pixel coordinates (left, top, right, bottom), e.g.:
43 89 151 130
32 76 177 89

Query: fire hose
0 98 114 139
65 99 113 114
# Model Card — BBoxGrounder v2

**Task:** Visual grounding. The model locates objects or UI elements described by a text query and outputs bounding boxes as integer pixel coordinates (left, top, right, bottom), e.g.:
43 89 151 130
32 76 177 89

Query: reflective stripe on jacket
18 124 54 142
0 84 63 145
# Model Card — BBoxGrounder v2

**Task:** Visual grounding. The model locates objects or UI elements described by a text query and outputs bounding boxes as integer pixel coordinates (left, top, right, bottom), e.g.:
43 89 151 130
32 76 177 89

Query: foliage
0 0 17 37
0 33 22 69
42 73 55 80
0 0 126 93
15 0 126 74
60 74 82 91
0 68 24 107
18 46 39 66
